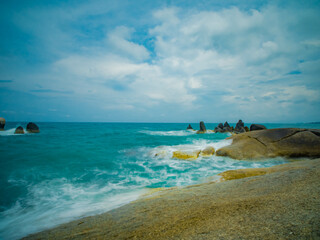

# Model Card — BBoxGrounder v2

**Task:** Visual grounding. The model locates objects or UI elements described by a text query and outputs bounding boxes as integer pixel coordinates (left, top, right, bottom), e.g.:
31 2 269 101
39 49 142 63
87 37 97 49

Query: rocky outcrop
216 128 320 159
14 126 24 134
234 120 245 133
26 122 40 133
196 121 206 134
250 124 266 131
187 124 193 130
172 150 201 160
200 146 215 157
0 117 5 131
214 122 233 133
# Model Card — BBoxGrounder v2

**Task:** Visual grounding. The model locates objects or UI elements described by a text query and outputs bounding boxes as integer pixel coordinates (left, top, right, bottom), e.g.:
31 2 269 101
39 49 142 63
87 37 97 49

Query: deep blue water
0 122 319 239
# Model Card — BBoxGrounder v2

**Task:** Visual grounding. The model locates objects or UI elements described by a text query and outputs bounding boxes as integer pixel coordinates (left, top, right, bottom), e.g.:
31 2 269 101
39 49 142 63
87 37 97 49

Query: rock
201 147 215 157
0 117 5 131
234 120 246 133
14 126 24 134
214 127 223 133
200 121 206 132
197 121 207 134
216 128 320 159
244 126 249 132
223 121 230 128
218 123 224 129
172 150 201 160
250 124 267 131
187 124 193 130
235 119 244 131
26 122 40 133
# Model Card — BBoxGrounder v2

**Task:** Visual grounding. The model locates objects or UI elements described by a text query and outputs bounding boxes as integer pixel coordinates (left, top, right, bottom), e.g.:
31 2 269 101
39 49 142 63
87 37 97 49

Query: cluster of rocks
187 120 266 134
14 122 40 134
0 118 40 134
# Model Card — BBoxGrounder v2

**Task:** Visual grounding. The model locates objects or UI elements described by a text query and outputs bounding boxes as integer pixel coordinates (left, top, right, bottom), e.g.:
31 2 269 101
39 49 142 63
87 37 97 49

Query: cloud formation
0 0 319 122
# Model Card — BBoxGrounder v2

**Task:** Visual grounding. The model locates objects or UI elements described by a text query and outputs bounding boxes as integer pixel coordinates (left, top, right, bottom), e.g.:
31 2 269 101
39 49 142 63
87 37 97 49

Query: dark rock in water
235 120 245 133
214 127 223 133
224 121 230 128
187 124 193 130
238 127 246 133
199 121 206 132
26 122 40 133
250 124 267 131
216 128 320 159
0 117 5 131
218 123 224 129
244 126 249 132
14 126 24 134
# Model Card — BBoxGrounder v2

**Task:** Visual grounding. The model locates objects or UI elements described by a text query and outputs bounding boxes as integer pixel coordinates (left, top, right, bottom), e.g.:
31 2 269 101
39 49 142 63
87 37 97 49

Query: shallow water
0 122 319 239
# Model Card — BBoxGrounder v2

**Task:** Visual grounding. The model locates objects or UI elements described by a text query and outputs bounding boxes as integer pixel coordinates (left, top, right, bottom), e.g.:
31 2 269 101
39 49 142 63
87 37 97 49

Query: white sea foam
0 178 147 240
0 128 28 136
140 130 196 136
147 138 232 160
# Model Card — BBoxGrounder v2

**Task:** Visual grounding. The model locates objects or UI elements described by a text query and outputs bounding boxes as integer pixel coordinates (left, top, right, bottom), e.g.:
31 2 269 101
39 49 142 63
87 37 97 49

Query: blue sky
0 0 320 122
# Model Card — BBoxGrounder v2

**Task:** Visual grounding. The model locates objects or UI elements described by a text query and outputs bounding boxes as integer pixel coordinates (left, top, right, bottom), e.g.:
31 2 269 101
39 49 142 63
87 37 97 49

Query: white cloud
6 2 320 122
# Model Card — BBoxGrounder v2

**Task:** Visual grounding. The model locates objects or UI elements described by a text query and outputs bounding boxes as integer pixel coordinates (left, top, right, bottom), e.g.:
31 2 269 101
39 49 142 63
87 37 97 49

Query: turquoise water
0 122 319 239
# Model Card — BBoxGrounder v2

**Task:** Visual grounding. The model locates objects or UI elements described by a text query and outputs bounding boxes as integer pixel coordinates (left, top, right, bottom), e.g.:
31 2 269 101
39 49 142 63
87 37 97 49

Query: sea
0 122 319 239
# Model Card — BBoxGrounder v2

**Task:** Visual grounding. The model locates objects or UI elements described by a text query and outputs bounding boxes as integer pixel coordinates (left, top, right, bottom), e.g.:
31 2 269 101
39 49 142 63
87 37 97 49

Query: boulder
223 121 230 128
172 150 201 160
26 122 40 133
218 123 224 129
201 147 215 157
214 127 223 133
250 124 267 131
14 126 24 134
234 119 244 132
216 128 320 159
197 121 206 134
187 124 193 130
244 126 249 132
0 117 5 131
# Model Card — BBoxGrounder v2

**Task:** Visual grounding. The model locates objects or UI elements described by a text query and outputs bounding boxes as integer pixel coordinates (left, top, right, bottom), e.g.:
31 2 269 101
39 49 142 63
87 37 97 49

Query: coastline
24 158 320 239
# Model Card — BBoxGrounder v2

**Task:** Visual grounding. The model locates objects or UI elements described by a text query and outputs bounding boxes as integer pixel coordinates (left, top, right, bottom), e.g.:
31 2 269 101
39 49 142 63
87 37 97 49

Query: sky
0 0 319 123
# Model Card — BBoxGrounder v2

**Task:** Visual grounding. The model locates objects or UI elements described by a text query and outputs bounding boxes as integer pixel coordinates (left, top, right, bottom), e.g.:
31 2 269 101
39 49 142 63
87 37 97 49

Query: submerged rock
216 128 320 159
250 124 267 131
187 124 193 130
26 122 40 133
172 150 201 160
14 126 24 134
0 117 5 131
201 146 215 157
197 121 206 134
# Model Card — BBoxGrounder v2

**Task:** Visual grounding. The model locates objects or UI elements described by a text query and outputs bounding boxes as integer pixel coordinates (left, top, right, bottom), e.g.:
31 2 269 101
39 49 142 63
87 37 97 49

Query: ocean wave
140 130 196 136
0 177 146 240
0 128 29 136
146 138 233 160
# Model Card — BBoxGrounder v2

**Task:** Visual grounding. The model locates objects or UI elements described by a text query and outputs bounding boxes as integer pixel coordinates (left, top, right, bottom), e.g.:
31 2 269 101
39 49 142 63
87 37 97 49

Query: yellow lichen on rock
219 168 269 181
172 150 201 160
200 146 215 157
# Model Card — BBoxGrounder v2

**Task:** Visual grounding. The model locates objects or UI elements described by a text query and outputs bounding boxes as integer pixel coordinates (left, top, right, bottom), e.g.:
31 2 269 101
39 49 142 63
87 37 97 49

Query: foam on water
140 130 196 136
0 128 28 136
0 177 147 240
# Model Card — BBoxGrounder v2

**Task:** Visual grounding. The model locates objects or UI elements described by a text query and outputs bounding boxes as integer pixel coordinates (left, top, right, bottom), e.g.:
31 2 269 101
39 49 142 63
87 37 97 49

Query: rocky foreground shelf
24 158 320 239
